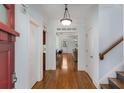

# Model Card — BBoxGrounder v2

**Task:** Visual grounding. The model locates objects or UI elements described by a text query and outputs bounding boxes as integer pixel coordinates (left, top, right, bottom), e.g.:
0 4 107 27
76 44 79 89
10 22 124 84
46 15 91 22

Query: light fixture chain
63 4 71 19
60 4 72 26
67 9 71 19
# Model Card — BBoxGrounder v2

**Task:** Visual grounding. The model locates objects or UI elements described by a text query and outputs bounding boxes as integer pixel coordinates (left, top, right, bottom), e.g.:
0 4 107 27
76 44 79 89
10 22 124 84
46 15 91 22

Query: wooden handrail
99 36 123 60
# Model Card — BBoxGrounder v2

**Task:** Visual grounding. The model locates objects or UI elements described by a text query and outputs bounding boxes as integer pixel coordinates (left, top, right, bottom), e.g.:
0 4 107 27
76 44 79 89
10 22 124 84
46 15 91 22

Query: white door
85 29 99 87
86 30 97 72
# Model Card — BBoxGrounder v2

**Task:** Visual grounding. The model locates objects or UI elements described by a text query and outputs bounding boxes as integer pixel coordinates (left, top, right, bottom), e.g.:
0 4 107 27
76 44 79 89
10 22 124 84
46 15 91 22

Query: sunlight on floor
62 56 68 70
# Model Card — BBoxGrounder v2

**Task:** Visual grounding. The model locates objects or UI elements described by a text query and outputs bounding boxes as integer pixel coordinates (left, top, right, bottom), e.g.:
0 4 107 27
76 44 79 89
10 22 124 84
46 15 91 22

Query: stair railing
99 36 123 60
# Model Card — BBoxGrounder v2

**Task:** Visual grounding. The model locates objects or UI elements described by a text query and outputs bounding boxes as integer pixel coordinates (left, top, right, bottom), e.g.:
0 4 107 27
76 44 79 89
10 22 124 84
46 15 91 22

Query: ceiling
29 4 98 41
29 4 98 25
29 4 98 40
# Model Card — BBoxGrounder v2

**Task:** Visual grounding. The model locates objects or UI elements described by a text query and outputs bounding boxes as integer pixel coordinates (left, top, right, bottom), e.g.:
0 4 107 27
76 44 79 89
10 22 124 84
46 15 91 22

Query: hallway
0 4 124 90
32 53 96 89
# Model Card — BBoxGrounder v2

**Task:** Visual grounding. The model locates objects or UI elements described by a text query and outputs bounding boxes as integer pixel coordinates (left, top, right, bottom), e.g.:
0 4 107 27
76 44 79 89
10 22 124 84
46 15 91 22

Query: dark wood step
116 71 124 83
109 78 124 89
117 71 124 77
100 84 111 89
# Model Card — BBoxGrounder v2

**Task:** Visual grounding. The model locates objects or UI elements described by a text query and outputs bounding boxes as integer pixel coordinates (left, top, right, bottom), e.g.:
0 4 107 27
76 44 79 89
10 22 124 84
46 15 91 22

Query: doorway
29 18 42 88
43 29 46 79
56 32 78 71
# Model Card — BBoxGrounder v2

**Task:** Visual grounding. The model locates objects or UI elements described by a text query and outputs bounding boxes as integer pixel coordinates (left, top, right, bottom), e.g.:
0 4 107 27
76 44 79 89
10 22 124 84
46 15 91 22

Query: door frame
30 16 43 82
43 29 46 79
55 31 79 70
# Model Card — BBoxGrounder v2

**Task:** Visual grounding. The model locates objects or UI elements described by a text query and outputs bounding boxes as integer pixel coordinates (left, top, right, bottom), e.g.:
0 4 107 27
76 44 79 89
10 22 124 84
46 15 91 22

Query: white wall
15 4 45 88
84 6 99 88
46 21 56 70
15 5 30 88
84 4 123 87
56 34 60 50
99 5 123 83
78 27 86 70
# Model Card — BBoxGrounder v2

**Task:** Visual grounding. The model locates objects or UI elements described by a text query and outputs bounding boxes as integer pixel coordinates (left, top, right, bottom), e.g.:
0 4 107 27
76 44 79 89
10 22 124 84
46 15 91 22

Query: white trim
29 16 44 82
30 16 41 27
86 71 99 88
93 79 99 89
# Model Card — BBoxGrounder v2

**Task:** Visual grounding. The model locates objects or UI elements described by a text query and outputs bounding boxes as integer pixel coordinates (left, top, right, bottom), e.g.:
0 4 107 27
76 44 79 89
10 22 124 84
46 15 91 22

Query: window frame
0 4 19 36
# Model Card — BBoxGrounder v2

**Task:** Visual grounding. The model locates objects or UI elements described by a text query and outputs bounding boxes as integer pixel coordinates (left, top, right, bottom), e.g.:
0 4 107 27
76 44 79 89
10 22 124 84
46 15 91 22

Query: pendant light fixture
60 4 72 26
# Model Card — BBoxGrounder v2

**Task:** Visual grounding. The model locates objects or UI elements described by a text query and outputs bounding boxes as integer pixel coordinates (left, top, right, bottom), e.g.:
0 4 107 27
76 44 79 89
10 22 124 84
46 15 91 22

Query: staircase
100 71 124 89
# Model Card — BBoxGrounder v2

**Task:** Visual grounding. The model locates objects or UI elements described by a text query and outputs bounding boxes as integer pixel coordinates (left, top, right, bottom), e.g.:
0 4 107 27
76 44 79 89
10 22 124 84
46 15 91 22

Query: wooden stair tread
117 71 124 76
100 84 111 89
109 78 124 89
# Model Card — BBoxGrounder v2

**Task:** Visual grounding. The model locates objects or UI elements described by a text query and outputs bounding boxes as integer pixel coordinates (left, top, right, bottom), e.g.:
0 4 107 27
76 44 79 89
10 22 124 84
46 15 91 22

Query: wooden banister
99 36 123 60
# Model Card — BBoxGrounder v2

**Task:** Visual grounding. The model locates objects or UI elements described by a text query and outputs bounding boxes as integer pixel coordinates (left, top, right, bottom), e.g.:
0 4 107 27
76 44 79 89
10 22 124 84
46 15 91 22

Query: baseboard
92 79 99 89
31 81 39 89
84 71 98 89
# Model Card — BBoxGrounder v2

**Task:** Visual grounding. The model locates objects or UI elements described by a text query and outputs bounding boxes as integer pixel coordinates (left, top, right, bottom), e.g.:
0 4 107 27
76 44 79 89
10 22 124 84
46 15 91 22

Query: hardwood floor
56 53 77 71
32 53 96 89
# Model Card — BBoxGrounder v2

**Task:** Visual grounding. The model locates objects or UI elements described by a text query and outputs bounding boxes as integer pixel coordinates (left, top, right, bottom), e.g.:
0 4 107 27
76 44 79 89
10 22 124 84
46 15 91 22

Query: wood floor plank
32 53 96 89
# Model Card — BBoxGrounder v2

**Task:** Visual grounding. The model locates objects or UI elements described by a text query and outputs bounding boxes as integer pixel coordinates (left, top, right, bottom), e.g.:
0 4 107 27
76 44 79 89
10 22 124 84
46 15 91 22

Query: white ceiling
29 4 98 40
29 4 98 42
29 4 98 25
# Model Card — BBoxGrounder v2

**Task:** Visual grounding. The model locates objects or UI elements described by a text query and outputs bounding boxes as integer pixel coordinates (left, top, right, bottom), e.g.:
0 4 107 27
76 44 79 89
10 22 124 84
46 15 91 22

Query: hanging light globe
60 4 72 26
60 18 72 26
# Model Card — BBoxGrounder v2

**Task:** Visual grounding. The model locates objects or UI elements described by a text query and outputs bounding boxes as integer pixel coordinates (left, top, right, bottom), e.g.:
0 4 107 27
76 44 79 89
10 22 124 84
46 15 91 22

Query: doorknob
12 72 17 83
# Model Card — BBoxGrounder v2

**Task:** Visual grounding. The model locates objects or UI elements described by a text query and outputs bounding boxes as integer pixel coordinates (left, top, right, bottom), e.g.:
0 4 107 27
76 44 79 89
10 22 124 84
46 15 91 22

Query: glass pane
0 5 8 24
